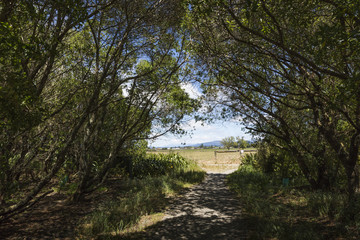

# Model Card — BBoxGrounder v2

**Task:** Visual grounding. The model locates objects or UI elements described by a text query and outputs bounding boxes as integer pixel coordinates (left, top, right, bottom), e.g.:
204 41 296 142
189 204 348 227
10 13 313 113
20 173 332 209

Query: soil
0 192 89 240
0 168 247 240
0 180 126 240
124 172 248 240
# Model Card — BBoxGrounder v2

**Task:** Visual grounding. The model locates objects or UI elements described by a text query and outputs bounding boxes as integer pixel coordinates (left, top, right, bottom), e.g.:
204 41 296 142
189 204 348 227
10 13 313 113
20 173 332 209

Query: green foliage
82 177 171 236
0 0 199 218
257 142 302 178
228 164 271 194
236 136 249 148
227 163 360 239
79 156 205 239
131 153 191 178
0 12 40 130
188 0 360 207
2 0 360 228
241 153 258 168
307 191 346 219
220 136 236 149
220 136 249 150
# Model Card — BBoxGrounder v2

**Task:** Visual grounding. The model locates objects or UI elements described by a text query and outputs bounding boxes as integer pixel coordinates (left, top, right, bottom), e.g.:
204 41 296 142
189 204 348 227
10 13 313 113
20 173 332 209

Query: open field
148 148 257 173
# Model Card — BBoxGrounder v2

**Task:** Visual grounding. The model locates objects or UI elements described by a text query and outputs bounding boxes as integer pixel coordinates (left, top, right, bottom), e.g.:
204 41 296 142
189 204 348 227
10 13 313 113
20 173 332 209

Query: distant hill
187 139 254 148
153 139 254 148
189 140 222 147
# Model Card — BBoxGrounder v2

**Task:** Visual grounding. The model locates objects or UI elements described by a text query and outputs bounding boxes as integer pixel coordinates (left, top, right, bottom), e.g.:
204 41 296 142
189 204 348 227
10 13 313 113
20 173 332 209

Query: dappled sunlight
112 174 248 239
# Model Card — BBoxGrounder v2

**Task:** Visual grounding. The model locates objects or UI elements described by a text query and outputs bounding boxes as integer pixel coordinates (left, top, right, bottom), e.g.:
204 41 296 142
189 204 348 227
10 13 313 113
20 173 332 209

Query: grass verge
77 157 205 239
227 164 360 240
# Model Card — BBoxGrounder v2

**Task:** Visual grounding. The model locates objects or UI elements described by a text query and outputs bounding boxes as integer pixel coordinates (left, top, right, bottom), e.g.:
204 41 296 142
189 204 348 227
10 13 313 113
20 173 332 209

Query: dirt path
0 167 247 240
125 171 248 240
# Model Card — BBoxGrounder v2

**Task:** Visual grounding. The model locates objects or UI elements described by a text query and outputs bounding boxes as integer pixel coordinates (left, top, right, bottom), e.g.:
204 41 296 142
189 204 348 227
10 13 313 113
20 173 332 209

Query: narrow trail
126 172 248 240
0 167 247 240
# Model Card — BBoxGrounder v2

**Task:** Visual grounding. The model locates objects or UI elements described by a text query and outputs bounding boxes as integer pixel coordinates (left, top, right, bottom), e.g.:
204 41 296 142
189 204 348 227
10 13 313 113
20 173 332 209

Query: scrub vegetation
1 0 360 239
79 153 205 239
227 153 360 239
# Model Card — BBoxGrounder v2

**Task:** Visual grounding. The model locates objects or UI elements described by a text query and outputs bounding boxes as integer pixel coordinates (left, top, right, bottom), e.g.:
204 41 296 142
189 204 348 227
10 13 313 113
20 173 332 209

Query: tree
0 0 95 215
236 137 248 149
0 0 198 219
221 136 236 150
187 0 360 204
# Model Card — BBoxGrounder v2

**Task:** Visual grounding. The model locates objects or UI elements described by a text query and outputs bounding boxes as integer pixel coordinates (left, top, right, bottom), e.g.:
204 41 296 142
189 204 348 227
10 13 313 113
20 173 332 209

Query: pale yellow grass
120 213 165 235
149 149 255 173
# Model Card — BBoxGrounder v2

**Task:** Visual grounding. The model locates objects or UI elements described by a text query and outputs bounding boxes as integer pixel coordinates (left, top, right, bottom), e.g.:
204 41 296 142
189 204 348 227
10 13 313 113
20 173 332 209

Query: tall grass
78 153 205 239
227 163 360 239
131 153 191 177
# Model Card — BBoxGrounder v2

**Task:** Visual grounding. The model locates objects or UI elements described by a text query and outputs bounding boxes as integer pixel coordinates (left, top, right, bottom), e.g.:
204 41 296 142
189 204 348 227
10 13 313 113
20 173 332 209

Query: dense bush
0 0 198 218
227 162 360 239
131 153 190 178
189 0 360 213
256 143 303 179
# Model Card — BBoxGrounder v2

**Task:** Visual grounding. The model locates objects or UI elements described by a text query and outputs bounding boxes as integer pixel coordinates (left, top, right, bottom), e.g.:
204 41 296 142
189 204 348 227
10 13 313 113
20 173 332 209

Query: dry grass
149 149 256 173
120 212 165 235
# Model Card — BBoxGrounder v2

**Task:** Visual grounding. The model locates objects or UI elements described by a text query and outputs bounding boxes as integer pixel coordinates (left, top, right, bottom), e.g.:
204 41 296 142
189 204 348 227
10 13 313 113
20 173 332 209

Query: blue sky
149 119 252 147
149 81 252 147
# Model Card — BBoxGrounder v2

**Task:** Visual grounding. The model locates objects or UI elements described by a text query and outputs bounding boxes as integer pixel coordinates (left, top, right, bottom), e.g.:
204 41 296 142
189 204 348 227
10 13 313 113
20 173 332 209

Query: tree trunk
290 147 318 189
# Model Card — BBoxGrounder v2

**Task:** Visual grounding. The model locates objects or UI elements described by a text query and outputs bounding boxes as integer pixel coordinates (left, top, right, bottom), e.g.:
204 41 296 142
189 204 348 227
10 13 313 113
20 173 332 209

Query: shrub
241 153 259 168
78 153 205 239
131 153 190 178
307 191 346 219
227 163 360 239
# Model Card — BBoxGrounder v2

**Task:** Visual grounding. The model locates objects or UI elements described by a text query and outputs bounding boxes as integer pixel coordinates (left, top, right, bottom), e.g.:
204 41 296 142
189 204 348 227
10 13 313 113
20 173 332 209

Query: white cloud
180 82 202 99
122 88 129 97
150 120 251 147
149 83 253 147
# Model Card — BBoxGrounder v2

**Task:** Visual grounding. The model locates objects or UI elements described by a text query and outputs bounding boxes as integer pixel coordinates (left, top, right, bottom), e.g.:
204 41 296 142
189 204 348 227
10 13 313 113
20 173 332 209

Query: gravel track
126 170 248 240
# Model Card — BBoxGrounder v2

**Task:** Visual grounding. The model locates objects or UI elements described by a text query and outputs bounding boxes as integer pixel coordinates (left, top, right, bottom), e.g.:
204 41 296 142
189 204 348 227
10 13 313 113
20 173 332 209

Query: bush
227 163 360 239
78 153 205 239
241 153 258 167
131 153 190 178
307 191 346 219
256 142 302 178
81 177 173 237
228 164 271 194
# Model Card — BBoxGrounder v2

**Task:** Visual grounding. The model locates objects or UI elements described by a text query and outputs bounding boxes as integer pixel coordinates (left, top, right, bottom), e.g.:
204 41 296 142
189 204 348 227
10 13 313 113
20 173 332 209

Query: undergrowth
227 162 360 240
78 153 205 239
131 153 191 178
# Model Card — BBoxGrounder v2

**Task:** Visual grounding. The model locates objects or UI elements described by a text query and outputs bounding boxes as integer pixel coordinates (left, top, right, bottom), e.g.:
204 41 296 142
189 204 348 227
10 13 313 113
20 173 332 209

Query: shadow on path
116 173 248 240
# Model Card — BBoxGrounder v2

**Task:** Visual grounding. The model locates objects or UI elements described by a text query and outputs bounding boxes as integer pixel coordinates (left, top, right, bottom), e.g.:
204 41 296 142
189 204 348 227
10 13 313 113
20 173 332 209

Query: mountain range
187 140 222 147
154 139 254 148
